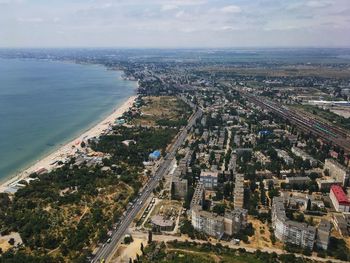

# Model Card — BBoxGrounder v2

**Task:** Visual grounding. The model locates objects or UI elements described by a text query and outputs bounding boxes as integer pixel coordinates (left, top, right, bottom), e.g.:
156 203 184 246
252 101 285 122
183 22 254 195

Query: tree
306 199 312 210
148 230 152 244
8 238 15 246
140 242 144 254
213 204 226 216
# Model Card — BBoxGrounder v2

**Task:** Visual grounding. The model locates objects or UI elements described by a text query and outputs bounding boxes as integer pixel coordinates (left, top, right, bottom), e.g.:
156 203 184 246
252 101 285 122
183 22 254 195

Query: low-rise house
254 151 271 165
151 215 175 232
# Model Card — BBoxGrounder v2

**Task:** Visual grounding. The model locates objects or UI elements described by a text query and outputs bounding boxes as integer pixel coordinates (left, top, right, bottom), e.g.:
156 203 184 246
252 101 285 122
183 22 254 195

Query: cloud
1 0 349 48
175 10 185 18
161 4 178 11
220 5 241 14
17 17 44 23
306 1 331 8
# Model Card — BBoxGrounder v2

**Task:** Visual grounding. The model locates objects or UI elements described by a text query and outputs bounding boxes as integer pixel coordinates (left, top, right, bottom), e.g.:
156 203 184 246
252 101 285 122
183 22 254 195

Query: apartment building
291 147 318 167
324 158 349 187
190 183 205 210
276 149 294 166
200 170 219 189
191 206 225 238
223 208 248 236
316 220 331 250
272 197 316 250
234 174 244 209
330 184 350 212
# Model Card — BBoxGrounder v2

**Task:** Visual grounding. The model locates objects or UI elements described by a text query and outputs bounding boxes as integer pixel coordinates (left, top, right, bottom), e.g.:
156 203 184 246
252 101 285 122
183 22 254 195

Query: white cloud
1 0 349 47
17 17 44 23
161 4 178 11
306 1 331 8
220 5 241 14
175 10 185 18
218 25 238 31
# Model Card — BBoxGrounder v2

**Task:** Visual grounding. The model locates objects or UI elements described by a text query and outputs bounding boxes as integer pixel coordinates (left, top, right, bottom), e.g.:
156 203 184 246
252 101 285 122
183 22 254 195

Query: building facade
325 159 349 187
316 220 331 250
330 185 350 212
272 197 316 250
234 174 244 209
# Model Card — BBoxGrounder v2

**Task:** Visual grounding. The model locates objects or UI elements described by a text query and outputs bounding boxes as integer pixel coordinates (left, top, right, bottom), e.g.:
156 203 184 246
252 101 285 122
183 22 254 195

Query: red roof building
330 185 350 212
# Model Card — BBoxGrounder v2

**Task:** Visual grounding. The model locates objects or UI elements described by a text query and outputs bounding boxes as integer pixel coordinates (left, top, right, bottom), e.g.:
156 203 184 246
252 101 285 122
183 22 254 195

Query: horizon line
1 46 350 50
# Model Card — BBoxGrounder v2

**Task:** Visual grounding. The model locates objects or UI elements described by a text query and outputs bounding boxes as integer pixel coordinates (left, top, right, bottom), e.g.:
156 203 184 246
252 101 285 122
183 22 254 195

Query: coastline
0 94 137 193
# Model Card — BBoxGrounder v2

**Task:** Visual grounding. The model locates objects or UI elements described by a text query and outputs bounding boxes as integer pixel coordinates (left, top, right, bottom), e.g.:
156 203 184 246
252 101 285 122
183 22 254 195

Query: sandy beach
0 95 137 193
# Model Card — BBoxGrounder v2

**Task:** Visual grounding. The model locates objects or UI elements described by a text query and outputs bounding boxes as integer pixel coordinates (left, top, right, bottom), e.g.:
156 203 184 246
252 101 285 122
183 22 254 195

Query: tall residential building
191 206 224 238
234 174 244 209
190 183 248 238
190 183 205 210
223 208 248 236
316 220 331 250
324 158 349 187
272 197 316 250
171 176 188 200
171 150 192 200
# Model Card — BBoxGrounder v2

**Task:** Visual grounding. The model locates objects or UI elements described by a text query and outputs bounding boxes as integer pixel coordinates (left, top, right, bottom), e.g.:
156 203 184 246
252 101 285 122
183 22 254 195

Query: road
93 107 202 263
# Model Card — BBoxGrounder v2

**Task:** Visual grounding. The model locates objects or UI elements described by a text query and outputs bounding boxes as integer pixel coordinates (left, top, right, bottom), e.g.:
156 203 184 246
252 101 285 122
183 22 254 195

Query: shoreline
0 94 138 193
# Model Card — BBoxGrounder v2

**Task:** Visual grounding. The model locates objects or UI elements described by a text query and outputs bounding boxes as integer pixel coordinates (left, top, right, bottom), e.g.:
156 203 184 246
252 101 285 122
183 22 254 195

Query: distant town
1 48 350 263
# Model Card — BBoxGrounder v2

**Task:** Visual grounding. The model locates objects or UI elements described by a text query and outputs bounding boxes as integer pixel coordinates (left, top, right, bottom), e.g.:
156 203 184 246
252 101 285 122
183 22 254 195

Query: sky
1 0 349 48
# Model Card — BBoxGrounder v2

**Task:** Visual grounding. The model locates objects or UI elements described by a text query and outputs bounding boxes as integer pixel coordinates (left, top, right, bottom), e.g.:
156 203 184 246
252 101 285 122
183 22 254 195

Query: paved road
93 108 202 263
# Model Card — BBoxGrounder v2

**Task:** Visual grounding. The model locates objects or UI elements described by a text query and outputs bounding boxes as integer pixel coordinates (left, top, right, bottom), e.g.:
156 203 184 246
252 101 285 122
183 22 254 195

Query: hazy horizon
1 0 349 48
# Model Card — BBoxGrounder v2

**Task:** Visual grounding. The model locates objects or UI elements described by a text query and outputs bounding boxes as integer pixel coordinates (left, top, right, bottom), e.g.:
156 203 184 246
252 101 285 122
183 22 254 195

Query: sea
0 58 137 183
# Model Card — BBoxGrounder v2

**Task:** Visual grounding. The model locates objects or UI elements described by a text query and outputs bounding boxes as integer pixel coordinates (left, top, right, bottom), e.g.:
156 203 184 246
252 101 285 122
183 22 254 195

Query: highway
93 107 202 263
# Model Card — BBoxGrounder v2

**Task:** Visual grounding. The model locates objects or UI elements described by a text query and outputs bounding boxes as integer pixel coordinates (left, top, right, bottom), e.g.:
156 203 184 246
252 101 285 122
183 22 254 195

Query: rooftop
331 185 350 205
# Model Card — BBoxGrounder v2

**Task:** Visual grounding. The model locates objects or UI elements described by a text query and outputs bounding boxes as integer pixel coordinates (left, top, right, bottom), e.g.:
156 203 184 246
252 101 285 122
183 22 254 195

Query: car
107 238 111 243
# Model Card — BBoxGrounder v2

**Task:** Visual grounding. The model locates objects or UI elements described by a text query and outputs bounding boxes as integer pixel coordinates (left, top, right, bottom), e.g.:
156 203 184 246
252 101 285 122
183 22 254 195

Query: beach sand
0 95 137 193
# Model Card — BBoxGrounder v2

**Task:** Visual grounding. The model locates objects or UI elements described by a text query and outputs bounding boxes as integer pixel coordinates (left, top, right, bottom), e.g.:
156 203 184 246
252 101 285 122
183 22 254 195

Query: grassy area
139 241 318 263
131 96 192 127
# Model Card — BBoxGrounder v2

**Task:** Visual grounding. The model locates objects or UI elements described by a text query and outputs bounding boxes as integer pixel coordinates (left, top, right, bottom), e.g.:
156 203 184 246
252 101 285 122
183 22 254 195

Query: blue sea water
0 58 136 182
